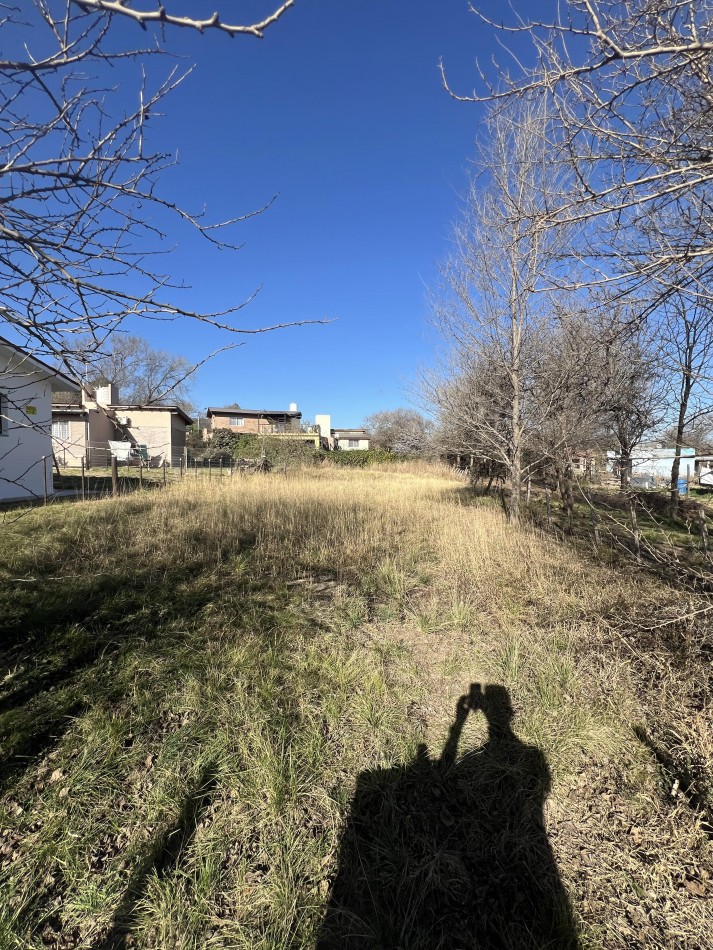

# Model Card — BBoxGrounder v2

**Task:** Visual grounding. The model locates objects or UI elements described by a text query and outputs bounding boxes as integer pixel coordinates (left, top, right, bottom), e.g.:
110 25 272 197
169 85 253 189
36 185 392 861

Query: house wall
52 415 87 467
52 407 118 468
170 415 188 465
335 437 370 451
211 414 300 435
212 414 262 434
0 353 54 501
88 409 118 466
122 410 185 465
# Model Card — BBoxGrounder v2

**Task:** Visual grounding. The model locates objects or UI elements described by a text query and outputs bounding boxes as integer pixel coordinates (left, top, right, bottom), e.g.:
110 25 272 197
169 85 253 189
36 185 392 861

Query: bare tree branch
72 0 295 39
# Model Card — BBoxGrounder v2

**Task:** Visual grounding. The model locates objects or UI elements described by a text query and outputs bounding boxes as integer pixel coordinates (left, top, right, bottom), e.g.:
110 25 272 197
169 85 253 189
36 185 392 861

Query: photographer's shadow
318 684 579 949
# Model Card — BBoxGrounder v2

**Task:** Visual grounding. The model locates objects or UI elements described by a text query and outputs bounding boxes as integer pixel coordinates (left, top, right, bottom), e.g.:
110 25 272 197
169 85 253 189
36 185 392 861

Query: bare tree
363 409 433 455
429 96 570 523
655 290 713 514
443 1 713 297
591 309 663 491
89 334 196 409
526 311 606 524
0 1 304 380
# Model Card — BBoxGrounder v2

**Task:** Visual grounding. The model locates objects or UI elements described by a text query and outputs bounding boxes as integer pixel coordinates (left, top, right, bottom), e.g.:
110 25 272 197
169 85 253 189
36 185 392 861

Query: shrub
325 450 416 467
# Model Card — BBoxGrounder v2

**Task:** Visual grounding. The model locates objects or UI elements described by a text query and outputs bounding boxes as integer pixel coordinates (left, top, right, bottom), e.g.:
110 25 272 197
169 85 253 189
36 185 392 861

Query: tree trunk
619 448 631 492
669 356 693 519
509 452 521 524
555 459 575 533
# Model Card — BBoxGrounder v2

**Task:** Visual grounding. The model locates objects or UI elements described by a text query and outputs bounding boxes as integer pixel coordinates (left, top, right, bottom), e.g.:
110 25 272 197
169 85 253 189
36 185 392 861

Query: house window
348 439 359 448
229 417 244 427
52 420 70 440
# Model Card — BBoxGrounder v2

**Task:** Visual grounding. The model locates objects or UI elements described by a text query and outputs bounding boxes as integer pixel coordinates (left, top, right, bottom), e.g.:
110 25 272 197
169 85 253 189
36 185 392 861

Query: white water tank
289 402 298 412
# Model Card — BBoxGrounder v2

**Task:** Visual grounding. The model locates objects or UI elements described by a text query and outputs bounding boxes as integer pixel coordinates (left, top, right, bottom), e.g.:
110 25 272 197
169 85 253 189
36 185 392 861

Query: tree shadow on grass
318 684 579 950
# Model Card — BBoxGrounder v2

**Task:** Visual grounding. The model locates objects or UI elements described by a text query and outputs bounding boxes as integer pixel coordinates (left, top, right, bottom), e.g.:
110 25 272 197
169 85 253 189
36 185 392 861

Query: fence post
111 456 119 497
526 476 531 505
545 489 552 527
208 458 212 479
687 463 691 495
139 460 143 489
180 456 184 479
220 457 223 478
81 457 86 501
42 456 48 505
163 459 167 486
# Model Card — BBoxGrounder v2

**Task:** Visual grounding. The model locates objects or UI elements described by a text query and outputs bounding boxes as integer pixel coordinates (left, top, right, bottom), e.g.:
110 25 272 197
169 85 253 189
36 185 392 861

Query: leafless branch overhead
72 0 295 38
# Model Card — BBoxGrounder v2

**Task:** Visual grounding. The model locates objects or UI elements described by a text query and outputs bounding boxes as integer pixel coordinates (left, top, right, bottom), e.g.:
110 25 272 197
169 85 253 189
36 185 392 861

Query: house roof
52 405 87 415
207 407 302 418
0 337 80 392
333 429 370 438
110 405 193 425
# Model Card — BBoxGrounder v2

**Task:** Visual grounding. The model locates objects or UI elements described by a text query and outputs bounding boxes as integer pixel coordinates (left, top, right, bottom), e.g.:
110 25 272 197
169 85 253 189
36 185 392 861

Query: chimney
95 383 119 407
315 414 333 449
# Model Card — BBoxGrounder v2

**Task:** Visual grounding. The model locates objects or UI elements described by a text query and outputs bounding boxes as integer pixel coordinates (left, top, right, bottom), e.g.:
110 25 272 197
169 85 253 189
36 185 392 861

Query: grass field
1 464 711 948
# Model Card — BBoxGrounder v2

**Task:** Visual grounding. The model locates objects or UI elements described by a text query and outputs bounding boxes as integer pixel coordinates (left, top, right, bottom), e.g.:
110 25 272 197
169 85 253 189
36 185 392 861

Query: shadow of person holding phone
318 683 579 949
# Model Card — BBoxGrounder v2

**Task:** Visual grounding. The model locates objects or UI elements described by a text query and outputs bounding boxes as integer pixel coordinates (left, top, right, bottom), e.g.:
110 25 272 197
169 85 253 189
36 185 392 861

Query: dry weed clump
0 466 710 949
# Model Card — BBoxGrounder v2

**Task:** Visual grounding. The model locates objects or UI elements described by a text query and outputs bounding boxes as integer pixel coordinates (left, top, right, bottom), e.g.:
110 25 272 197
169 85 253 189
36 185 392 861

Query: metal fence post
111 456 119 497
42 456 48 505
81 457 86 501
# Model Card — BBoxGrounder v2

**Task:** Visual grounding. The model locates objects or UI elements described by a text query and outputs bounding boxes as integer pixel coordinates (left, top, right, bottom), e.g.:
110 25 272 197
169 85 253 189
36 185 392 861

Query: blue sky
111 0 548 425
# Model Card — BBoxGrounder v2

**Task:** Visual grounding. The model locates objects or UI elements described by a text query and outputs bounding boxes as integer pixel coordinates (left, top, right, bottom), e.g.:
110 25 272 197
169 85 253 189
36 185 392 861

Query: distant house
0 337 80 501
314 414 371 451
606 443 696 485
52 384 192 467
333 428 371 451
208 404 302 435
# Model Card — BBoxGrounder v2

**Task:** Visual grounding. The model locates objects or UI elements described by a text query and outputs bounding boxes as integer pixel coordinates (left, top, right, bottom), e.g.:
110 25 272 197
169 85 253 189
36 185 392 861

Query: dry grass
0 464 711 948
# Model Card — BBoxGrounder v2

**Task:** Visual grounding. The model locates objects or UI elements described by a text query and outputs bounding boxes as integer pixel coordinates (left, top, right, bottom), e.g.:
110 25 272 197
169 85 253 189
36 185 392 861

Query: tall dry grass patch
0 465 710 949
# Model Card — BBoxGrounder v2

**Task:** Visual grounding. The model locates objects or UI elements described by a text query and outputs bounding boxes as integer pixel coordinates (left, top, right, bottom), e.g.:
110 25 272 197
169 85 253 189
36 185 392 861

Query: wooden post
163 459 167 486
80 457 86 502
687 463 691 495
526 476 531 505
629 497 641 563
139 460 143 489
230 457 234 477
42 456 48 505
545 489 552 527
220 457 223 478
180 456 184 479
208 458 212 479
111 456 119 497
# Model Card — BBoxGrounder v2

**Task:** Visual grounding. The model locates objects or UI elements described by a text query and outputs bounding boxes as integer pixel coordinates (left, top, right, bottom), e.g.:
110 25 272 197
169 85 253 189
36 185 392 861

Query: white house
314 414 371 451
0 338 80 502
606 443 696 487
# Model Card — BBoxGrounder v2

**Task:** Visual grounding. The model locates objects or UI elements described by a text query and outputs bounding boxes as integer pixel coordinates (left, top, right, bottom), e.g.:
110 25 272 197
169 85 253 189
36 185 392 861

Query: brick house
207 405 302 435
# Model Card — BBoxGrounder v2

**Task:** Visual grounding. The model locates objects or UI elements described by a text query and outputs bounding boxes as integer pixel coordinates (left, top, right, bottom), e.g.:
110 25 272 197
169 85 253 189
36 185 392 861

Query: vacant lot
1 465 711 949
